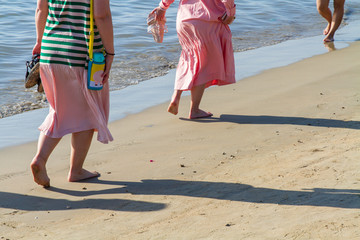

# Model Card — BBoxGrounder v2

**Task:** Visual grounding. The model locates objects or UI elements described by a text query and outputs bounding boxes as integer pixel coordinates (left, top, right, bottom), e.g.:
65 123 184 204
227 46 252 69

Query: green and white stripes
40 0 103 67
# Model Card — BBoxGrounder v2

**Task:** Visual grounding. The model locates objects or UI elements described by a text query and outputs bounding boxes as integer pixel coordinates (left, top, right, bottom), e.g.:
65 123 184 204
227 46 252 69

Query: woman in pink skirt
152 0 236 119
30 0 114 187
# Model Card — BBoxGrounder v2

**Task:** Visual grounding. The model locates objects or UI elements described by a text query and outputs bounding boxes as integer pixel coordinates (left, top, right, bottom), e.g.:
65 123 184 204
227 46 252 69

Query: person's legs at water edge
324 0 345 42
316 0 332 36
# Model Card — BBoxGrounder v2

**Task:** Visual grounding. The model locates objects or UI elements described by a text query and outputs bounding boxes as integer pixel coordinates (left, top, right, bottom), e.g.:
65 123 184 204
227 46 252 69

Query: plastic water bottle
147 12 167 43
87 52 105 90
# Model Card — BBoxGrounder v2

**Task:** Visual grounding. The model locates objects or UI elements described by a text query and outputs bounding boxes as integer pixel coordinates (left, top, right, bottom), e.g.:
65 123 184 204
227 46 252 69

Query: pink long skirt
175 20 235 90
39 64 113 144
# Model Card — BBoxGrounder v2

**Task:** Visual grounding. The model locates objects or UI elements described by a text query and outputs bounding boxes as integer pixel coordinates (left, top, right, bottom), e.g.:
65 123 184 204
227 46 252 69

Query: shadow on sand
1 179 359 212
180 114 360 130
0 190 165 212
44 179 360 209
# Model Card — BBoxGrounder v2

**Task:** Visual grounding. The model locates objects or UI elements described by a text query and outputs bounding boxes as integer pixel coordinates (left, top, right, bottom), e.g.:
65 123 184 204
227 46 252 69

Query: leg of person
316 0 332 35
68 129 99 182
324 0 346 42
168 90 183 115
31 132 61 188
189 83 213 119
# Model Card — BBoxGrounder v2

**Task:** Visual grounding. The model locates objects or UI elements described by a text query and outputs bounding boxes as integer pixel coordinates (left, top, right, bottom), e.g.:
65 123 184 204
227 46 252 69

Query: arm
33 0 48 55
94 0 114 83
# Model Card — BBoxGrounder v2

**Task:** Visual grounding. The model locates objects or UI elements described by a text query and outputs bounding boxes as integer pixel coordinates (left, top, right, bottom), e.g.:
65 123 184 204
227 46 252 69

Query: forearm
95 15 114 54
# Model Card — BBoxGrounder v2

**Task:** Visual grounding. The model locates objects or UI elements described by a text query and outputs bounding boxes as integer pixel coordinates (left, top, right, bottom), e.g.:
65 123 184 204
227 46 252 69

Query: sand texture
0 43 359 240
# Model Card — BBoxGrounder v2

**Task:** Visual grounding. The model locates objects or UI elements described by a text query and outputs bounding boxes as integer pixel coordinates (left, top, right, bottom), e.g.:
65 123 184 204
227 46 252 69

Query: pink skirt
39 64 113 144
175 20 235 90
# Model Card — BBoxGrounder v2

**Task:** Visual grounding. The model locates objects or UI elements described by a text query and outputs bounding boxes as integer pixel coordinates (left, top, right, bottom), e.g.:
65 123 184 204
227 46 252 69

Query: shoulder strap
89 0 94 60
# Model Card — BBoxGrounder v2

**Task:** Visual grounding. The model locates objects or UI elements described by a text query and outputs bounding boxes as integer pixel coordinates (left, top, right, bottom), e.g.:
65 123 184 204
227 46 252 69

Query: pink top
159 0 236 22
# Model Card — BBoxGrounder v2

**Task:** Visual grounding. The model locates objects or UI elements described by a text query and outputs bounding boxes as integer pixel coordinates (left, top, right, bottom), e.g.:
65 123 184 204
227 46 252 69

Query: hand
102 55 114 84
32 42 41 55
219 14 236 25
150 7 166 22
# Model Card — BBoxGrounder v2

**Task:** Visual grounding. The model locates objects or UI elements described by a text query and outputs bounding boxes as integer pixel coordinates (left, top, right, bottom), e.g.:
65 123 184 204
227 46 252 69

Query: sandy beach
1 42 359 239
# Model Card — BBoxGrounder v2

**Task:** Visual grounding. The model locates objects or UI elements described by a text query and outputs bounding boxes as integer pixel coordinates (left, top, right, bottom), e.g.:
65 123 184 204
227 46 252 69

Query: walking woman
151 0 236 119
30 0 114 187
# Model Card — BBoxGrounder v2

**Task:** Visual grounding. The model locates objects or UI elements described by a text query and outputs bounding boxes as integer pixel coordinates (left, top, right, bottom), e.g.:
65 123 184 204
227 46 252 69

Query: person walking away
30 0 115 187
151 0 236 119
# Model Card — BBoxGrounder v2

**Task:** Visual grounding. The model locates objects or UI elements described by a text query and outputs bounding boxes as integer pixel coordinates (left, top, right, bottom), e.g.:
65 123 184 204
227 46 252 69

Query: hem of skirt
38 125 98 139
175 77 235 91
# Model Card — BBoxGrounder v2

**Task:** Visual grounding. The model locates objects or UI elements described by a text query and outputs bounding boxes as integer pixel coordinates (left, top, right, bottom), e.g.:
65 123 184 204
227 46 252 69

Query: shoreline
0 40 359 238
2 18 360 149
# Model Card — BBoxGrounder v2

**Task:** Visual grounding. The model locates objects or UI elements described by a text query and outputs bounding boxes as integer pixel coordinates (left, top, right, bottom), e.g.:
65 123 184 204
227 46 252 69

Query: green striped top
40 0 103 68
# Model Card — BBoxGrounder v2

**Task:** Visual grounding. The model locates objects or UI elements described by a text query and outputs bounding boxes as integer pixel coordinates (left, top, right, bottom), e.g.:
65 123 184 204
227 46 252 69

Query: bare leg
316 0 332 35
168 90 183 115
189 84 213 119
68 129 99 182
31 132 61 188
324 0 345 42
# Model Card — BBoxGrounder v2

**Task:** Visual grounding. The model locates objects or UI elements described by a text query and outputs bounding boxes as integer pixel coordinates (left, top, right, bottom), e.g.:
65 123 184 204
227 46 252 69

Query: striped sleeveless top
40 0 103 68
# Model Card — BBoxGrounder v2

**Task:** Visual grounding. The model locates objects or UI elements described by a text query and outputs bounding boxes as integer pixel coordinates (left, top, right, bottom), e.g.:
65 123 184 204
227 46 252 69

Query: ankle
31 155 47 167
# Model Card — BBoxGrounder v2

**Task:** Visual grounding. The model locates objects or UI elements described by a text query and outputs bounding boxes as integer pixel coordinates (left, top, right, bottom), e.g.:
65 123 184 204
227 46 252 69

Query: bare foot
189 109 213 119
68 169 100 182
323 23 331 35
31 158 50 188
167 101 179 115
323 34 334 42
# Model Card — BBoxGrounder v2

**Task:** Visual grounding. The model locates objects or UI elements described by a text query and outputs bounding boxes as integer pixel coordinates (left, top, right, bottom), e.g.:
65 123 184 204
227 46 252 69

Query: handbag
87 0 105 90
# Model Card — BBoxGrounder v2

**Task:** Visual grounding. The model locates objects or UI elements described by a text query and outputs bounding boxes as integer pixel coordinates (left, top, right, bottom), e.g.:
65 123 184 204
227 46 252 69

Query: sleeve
221 0 236 17
159 0 175 10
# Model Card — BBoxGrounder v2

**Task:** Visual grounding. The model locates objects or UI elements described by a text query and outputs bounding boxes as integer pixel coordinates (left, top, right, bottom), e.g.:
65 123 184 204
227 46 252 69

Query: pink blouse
159 0 236 22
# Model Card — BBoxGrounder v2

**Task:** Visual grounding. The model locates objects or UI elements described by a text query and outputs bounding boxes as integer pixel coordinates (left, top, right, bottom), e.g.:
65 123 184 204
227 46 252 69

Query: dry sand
0 42 359 240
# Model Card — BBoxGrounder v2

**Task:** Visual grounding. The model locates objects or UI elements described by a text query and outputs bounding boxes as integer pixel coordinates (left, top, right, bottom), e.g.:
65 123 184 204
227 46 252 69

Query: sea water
0 0 360 148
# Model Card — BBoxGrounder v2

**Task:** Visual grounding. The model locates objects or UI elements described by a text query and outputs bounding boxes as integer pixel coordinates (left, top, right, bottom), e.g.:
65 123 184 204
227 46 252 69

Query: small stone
222 152 226 155
180 164 185 168
82 187 87 190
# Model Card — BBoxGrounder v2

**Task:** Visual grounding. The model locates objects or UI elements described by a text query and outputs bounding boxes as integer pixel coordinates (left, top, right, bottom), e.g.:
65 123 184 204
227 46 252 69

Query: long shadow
47 179 360 209
0 191 165 212
180 114 360 130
